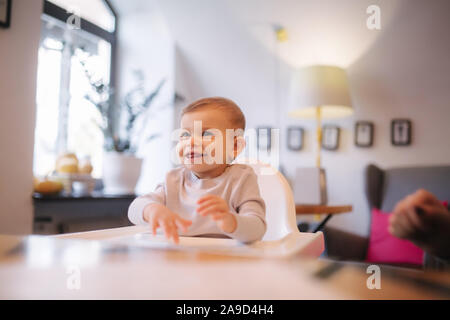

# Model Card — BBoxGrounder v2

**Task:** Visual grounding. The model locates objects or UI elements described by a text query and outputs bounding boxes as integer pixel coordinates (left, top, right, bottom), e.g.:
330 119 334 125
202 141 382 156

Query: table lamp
288 65 353 206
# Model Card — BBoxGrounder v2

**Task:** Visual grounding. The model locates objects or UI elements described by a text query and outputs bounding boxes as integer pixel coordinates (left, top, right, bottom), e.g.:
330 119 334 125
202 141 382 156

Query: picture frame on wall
391 119 412 146
355 121 374 147
257 127 272 150
287 126 304 151
0 0 12 28
322 125 340 151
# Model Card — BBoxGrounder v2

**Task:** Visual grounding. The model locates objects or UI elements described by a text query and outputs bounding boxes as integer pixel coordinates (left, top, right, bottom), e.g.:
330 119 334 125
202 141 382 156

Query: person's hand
143 203 192 244
196 195 237 233
389 189 450 259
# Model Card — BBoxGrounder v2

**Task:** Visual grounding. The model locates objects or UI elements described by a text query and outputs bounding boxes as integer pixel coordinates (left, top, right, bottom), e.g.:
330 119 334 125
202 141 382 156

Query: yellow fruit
34 180 63 194
33 177 40 188
78 163 93 174
57 163 79 174
61 153 77 161
56 153 79 174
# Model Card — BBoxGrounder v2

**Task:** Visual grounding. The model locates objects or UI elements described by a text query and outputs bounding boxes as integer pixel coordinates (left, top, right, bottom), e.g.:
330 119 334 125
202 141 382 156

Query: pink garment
366 208 424 265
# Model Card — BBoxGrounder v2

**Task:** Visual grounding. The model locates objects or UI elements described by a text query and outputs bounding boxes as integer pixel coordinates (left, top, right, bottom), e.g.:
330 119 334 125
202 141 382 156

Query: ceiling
110 0 404 68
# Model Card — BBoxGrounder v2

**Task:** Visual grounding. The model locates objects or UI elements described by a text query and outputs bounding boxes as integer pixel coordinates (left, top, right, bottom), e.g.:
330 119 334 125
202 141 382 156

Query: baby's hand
143 203 192 244
196 195 237 233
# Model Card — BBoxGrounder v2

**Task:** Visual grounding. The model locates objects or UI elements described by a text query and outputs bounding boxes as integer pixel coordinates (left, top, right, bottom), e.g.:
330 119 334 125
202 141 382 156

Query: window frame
42 0 118 92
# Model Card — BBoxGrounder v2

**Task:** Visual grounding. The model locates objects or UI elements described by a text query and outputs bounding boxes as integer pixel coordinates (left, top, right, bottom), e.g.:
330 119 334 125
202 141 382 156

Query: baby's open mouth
185 152 204 160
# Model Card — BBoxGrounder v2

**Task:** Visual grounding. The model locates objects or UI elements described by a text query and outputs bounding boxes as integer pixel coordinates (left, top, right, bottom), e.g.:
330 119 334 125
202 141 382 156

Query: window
48 0 116 32
33 0 117 178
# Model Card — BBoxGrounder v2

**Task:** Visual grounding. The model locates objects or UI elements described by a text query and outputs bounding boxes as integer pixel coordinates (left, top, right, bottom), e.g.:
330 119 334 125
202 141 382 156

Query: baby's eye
180 131 191 139
202 130 214 137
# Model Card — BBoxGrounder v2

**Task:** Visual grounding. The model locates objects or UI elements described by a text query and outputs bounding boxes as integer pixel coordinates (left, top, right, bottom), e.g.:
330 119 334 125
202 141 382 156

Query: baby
128 97 267 243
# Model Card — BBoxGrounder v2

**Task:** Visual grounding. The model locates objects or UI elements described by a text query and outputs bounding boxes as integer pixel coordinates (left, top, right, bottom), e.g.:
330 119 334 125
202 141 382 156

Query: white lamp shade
288 65 353 118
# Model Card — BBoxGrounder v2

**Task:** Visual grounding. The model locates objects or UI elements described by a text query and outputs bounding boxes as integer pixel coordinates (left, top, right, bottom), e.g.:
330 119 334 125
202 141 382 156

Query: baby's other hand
196 195 237 233
143 203 192 244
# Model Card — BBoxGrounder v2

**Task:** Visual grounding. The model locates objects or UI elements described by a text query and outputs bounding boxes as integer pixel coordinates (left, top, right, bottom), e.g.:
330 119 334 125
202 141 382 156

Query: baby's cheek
206 141 227 162
203 142 215 159
176 141 186 157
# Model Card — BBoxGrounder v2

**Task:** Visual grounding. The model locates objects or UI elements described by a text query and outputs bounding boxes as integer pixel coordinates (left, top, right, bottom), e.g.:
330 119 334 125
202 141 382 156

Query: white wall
0 0 174 234
113 0 176 194
0 0 42 234
156 0 450 236
302 0 450 236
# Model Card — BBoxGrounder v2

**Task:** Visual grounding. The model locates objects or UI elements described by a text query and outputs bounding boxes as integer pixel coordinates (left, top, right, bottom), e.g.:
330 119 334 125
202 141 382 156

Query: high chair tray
103 231 324 258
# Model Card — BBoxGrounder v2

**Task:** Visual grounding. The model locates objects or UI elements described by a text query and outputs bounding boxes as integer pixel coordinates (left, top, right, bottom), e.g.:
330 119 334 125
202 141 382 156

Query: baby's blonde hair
181 97 246 130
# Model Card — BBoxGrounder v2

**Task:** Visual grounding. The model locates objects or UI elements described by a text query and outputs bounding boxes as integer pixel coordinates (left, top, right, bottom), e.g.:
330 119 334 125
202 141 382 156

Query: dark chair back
365 164 450 212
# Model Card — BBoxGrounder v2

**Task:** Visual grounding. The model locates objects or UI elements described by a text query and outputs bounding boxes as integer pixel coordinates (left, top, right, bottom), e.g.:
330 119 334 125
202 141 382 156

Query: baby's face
178 108 239 177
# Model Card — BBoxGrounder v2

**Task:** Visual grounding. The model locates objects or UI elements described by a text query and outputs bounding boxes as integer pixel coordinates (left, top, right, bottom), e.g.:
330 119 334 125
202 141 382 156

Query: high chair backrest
235 159 299 241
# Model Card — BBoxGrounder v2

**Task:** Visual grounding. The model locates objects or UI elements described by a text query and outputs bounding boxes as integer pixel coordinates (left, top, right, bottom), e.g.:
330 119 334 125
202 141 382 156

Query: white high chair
242 161 300 241
235 159 323 240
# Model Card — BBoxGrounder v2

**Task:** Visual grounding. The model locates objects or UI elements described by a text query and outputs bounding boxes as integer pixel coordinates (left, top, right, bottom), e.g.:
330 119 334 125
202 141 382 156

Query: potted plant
81 58 165 194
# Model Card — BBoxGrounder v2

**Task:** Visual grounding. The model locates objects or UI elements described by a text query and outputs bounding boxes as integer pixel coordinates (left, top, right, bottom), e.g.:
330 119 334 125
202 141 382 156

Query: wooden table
0 226 449 300
296 205 353 232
